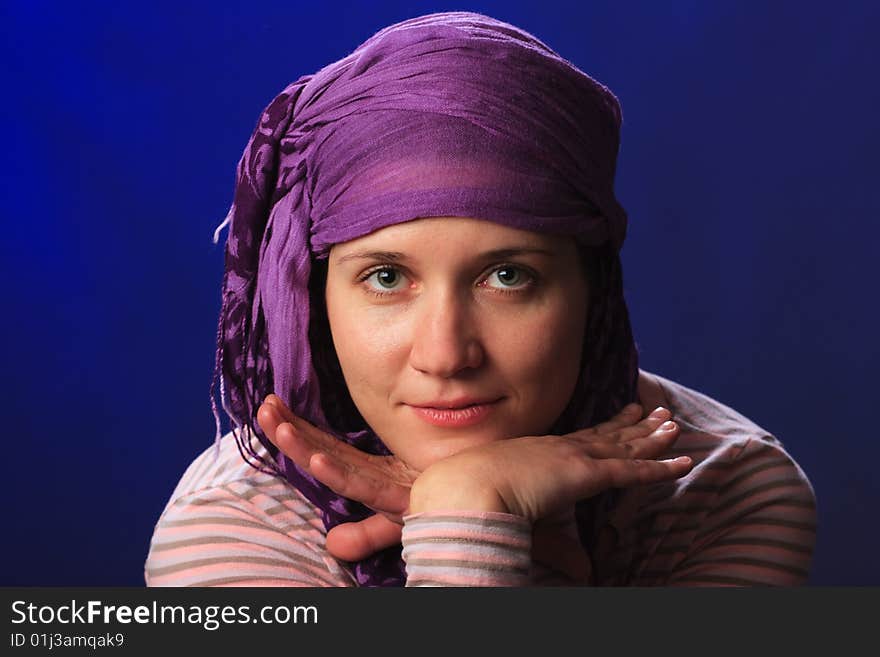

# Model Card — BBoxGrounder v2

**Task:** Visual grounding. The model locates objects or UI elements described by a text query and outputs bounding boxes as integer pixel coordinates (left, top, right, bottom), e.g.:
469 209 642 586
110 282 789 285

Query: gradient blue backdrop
3 1 877 585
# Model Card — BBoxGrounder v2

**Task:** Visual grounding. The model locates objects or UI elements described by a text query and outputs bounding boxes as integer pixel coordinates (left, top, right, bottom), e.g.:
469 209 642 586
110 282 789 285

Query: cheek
505 299 586 385
326 296 406 398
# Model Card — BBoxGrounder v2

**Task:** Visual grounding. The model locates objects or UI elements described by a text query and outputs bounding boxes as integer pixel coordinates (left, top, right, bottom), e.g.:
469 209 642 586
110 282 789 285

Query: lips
406 398 503 428
410 397 502 410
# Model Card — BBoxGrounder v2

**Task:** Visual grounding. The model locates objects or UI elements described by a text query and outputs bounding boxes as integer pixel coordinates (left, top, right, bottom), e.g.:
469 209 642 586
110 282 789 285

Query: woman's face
325 217 589 472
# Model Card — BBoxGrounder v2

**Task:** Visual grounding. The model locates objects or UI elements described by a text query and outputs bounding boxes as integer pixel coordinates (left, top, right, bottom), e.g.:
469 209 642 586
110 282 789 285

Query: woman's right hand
257 395 420 561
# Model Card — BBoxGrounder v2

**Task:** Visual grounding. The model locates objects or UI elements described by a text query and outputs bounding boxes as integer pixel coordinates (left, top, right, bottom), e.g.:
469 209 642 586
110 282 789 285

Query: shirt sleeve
144 480 356 587
401 510 533 586
664 439 818 586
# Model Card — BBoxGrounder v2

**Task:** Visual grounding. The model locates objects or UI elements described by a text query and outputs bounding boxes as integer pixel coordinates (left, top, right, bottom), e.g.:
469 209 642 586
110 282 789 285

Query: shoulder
600 371 817 585
647 371 774 444
647 370 810 474
145 430 356 587
156 429 319 525
161 429 288 503
657 371 816 531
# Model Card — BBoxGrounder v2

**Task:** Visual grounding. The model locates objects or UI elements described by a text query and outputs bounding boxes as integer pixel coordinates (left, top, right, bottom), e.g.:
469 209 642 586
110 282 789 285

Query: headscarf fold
211 11 639 586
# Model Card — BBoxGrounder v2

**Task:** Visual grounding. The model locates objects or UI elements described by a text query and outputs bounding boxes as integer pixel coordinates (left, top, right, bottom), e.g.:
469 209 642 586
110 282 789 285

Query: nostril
409 340 485 378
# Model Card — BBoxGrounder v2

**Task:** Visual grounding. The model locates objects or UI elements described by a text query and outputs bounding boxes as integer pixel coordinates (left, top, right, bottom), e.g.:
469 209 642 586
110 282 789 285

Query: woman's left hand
407 419 689 521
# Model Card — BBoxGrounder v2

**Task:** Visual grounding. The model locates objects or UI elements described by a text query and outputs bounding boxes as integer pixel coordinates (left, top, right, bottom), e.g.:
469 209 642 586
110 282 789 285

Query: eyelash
356 264 538 299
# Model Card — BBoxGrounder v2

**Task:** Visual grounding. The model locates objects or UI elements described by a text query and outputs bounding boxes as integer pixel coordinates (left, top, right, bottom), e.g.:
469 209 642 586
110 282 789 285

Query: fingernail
659 420 676 431
649 407 668 419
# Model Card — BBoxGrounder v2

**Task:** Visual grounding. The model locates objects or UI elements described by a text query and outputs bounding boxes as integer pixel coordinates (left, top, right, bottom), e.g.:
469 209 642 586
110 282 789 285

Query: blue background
3 1 877 585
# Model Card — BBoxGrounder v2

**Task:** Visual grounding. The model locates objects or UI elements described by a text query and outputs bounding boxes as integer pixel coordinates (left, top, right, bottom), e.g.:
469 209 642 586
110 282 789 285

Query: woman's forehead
329 216 573 259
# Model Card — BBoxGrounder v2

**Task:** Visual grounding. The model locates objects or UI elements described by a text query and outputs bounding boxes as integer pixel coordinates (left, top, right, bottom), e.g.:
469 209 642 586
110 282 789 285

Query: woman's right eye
359 266 408 296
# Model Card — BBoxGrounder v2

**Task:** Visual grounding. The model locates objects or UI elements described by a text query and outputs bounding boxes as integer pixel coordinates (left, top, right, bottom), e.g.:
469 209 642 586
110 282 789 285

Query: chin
398 430 509 472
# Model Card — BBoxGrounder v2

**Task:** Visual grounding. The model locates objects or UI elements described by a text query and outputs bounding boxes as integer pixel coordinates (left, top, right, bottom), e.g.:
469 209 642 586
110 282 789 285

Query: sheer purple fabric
211 11 639 586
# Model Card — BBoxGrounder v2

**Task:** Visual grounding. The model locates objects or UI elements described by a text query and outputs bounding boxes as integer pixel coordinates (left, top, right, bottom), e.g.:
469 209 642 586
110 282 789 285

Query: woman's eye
362 267 408 294
483 265 534 292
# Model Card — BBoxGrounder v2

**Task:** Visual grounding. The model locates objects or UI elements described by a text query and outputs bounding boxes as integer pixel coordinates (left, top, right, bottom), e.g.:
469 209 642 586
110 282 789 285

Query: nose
408 288 484 378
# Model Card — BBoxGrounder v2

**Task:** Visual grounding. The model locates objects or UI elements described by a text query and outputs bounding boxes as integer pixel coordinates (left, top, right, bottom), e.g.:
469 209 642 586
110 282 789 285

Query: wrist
409 467 509 514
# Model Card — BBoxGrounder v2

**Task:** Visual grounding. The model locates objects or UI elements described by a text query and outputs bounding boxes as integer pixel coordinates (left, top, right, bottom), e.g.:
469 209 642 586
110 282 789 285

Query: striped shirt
145 370 817 586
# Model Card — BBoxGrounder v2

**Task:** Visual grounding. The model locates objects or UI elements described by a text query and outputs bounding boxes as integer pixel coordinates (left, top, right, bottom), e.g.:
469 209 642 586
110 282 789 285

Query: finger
310 452 410 515
259 395 300 444
326 515 403 562
581 420 680 459
265 394 334 443
264 405 383 482
598 455 693 490
576 402 644 437
265 396 387 470
263 393 293 417
271 423 410 514
262 395 341 458
256 400 285 445
262 396 340 455
573 408 675 446
271 421 384 487
270 421 322 473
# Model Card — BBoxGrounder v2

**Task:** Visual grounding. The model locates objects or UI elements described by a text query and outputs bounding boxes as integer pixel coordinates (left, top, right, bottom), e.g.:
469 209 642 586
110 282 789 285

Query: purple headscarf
211 11 639 586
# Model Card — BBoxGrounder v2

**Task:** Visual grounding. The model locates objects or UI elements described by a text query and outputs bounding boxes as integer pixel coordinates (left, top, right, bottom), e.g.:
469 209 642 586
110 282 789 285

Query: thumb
326 514 403 562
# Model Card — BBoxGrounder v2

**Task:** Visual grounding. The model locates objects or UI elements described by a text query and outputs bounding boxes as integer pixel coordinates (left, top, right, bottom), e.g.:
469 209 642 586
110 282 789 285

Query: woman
145 11 816 587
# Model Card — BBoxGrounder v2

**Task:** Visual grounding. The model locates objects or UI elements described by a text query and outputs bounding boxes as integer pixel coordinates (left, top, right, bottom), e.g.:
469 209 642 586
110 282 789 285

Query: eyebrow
335 247 555 265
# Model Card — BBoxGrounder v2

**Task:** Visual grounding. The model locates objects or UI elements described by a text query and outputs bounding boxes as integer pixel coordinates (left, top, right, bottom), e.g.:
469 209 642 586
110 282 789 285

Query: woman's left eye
483 265 534 291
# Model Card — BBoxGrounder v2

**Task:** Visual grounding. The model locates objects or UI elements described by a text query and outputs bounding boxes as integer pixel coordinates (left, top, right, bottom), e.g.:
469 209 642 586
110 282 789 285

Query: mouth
406 399 503 428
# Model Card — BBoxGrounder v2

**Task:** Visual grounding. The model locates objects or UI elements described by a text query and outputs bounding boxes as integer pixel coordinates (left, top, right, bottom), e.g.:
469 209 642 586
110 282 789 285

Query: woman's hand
257 395 690 565
404 409 691 582
408 409 691 521
257 395 419 560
